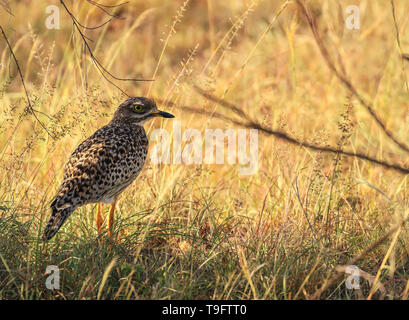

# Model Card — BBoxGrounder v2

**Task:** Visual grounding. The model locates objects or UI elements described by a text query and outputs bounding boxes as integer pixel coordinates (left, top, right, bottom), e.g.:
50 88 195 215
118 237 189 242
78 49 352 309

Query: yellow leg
96 203 103 236
108 198 117 238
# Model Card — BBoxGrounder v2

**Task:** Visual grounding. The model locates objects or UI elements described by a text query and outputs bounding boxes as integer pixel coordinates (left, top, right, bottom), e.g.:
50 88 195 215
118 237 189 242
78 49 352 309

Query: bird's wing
53 127 140 209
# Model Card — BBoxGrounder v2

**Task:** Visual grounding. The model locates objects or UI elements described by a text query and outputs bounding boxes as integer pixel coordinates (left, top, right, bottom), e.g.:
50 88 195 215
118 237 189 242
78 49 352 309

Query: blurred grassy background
0 0 409 299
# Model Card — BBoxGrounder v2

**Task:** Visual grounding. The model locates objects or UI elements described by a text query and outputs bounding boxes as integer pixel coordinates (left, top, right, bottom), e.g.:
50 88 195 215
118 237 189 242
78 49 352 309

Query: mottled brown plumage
43 97 174 240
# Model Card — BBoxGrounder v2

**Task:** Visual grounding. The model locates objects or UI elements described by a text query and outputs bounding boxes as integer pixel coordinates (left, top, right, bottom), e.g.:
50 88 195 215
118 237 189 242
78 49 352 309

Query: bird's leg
108 198 117 238
96 203 103 237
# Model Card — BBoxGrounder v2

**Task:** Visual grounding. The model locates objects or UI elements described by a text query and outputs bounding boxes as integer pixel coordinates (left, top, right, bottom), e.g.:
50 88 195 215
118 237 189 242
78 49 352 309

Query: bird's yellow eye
134 104 144 113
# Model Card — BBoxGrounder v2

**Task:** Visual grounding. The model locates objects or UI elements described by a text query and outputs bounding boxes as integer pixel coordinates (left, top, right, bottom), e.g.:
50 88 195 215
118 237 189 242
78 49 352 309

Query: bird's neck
110 117 144 127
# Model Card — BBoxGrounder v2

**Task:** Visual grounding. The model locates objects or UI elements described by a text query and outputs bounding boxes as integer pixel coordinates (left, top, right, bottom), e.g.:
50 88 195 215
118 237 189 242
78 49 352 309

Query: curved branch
60 0 152 97
295 0 409 155
161 88 409 175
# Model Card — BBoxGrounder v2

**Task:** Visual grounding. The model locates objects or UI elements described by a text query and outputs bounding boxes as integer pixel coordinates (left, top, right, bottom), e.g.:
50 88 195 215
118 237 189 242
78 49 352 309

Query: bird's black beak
155 110 175 118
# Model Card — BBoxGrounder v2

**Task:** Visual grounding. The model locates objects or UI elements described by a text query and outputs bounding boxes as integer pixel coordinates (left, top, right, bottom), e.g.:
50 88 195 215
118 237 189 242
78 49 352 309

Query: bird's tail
42 203 75 241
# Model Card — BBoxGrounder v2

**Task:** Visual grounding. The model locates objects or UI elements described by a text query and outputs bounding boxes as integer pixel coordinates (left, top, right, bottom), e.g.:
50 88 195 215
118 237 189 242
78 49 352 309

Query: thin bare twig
87 0 128 18
70 13 113 31
59 0 152 96
296 0 409 155
0 25 54 138
0 0 13 16
391 0 409 93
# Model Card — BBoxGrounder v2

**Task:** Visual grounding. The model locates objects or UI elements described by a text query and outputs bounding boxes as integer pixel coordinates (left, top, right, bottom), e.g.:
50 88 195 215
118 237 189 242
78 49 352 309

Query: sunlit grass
0 0 409 299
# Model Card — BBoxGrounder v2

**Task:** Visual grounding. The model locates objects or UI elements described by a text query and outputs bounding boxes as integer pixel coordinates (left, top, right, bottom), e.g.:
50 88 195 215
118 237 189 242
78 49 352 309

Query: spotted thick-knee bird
42 97 174 240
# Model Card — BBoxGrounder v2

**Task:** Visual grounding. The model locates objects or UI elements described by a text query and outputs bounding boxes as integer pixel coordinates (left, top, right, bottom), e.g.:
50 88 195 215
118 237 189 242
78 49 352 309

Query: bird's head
112 97 175 125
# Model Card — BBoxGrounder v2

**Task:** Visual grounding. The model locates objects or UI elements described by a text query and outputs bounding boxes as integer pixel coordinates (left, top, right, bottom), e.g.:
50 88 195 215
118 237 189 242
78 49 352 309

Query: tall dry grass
0 0 408 299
